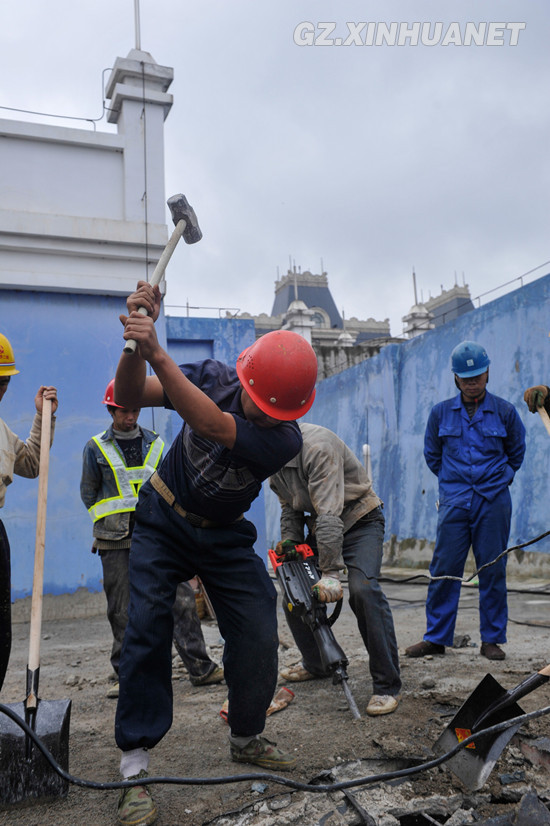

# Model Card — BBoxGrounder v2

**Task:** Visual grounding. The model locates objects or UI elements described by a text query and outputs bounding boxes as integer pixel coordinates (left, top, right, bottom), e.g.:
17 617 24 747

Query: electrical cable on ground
3 531 549 801
0 702 549 794
378 529 550 586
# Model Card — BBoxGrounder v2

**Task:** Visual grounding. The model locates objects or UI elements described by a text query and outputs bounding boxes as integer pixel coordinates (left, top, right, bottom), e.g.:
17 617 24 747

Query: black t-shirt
157 359 302 522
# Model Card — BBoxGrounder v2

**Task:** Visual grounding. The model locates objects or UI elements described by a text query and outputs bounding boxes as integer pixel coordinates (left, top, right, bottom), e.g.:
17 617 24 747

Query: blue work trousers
100 549 215 681
284 508 402 696
115 484 278 752
425 488 511 647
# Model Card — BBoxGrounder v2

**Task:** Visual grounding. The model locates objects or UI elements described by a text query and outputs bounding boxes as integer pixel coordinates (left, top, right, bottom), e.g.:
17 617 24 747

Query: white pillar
105 49 174 225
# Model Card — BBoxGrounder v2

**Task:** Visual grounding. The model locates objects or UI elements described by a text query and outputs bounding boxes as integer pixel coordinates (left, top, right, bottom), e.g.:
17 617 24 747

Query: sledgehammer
123 193 202 354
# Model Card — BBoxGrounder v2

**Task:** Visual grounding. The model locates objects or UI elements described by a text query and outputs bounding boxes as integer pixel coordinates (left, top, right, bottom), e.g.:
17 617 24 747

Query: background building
402 277 475 338
232 267 401 380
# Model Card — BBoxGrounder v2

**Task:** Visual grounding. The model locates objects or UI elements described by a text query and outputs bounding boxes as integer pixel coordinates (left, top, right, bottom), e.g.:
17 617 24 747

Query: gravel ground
1 570 550 825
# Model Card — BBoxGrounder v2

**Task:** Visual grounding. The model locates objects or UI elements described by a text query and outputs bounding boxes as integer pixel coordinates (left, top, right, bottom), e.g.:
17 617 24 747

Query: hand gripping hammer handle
123 217 187 354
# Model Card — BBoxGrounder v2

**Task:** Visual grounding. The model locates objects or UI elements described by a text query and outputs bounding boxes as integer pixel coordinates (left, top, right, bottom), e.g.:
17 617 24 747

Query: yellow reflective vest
87 432 164 523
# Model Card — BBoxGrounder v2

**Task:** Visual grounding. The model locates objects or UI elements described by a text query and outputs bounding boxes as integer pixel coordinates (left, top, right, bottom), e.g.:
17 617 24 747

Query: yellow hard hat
0 333 20 376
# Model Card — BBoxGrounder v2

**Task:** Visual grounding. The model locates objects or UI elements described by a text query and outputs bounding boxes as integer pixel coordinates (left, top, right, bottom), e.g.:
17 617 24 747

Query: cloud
1 0 548 335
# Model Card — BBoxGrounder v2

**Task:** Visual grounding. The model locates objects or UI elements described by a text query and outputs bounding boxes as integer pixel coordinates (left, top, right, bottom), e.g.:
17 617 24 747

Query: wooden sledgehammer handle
538 406 550 437
123 218 187 354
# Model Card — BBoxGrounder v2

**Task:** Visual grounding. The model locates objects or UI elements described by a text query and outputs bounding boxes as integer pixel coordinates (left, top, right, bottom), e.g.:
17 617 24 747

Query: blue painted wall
5 273 550 599
1 293 257 598
266 274 550 564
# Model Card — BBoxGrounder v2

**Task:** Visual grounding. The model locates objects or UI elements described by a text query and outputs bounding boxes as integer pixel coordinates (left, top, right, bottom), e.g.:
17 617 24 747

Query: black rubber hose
0 702 549 793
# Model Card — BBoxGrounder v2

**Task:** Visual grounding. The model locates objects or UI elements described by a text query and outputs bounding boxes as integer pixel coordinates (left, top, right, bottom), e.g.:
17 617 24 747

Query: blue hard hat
451 341 490 378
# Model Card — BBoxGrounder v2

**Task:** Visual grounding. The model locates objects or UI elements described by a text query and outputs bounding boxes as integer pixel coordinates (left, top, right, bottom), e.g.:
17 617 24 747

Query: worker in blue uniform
406 341 526 662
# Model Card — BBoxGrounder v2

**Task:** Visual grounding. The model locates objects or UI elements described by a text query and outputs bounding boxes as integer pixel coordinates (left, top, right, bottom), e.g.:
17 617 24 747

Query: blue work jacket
424 390 526 508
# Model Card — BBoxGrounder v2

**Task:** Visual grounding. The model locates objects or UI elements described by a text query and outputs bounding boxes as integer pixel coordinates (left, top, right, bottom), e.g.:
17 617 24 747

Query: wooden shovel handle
537 407 550 437
27 397 52 683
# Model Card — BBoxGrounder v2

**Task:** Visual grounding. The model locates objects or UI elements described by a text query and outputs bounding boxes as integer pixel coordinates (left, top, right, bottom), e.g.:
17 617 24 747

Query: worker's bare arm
117 281 236 446
147 349 236 448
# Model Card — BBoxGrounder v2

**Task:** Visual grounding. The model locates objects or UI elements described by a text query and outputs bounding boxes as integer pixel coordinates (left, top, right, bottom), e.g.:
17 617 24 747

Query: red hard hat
102 379 124 408
236 330 317 420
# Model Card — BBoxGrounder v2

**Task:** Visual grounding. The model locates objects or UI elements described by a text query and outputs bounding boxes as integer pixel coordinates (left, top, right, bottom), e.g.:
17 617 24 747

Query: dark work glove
523 385 550 413
274 540 300 561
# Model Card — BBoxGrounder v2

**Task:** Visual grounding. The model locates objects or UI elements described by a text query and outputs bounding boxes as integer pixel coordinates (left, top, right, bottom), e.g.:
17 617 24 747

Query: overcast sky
1 1 549 336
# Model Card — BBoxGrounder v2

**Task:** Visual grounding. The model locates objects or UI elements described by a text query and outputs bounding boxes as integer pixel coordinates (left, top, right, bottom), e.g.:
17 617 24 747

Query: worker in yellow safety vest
80 379 223 698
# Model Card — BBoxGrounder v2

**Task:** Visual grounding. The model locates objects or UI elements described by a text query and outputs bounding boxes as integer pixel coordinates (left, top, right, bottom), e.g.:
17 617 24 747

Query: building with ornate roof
231 267 401 379
402 281 475 338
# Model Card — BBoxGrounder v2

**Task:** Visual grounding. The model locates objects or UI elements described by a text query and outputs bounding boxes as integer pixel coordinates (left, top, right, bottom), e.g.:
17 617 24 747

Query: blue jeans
115 483 278 752
425 489 511 647
284 507 401 696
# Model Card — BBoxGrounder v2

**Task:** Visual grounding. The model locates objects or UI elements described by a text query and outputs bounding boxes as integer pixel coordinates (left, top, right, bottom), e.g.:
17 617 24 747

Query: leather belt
149 472 243 529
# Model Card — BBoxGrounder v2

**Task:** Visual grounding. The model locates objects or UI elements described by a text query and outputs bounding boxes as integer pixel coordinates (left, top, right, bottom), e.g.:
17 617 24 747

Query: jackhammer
268 543 361 719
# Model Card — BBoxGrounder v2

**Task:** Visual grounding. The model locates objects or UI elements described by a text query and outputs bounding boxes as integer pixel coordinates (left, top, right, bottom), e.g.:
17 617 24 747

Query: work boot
279 663 316 682
190 665 224 686
117 770 157 826
230 736 297 771
481 642 505 661
366 694 399 716
405 640 445 657
106 680 119 699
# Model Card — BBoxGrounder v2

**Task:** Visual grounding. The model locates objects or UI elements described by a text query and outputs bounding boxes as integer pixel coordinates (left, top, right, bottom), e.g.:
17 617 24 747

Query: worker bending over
270 423 401 717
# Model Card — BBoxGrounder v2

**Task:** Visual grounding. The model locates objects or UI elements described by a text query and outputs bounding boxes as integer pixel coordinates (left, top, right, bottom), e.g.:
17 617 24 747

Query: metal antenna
134 0 141 50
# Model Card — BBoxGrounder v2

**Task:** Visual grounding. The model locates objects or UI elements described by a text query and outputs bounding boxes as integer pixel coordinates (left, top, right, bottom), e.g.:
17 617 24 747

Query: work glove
312 571 343 603
523 385 550 413
274 540 300 561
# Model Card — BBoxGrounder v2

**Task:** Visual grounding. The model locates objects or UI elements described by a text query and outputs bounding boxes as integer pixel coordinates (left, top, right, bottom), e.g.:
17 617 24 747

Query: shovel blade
433 673 523 790
0 698 71 807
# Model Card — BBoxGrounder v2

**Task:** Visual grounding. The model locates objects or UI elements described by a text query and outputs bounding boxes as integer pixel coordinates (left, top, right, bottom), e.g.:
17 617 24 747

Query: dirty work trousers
284 507 402 697
424 488 511 648
115 483 278 752
99 549 216 681
0 520 10 692
172 581 219 682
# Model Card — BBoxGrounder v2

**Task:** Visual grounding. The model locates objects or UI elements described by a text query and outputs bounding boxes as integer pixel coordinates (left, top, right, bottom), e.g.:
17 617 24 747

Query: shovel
0 397 72 806
537 406 550 437
433 663 550 790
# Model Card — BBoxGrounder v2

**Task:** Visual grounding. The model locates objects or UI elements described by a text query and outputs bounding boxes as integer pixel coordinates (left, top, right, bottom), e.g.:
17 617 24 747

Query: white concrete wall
0 49 173 298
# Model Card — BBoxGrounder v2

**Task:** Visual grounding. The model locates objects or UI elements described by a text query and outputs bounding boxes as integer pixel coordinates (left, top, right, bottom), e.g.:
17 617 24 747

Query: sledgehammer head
167 193 202 244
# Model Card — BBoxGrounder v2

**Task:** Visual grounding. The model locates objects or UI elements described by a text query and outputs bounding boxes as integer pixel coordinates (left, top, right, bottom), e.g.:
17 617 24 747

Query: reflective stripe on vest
88 433 164 523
